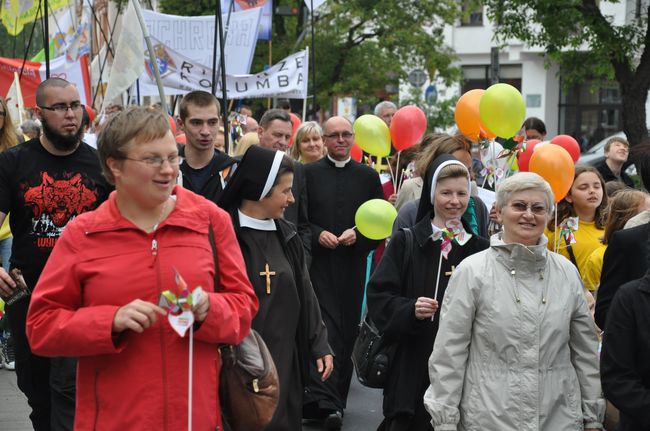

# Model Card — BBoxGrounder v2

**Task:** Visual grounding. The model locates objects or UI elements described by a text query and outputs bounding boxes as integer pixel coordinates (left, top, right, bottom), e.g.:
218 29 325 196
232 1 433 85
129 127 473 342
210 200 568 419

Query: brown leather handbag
208 225 279 431
218 330 279 430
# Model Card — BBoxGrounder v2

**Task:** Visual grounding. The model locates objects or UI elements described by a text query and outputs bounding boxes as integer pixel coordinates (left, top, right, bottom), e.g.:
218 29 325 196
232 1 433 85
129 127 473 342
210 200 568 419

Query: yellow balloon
355 199 397 240
479 83 526 139
353 115 391 158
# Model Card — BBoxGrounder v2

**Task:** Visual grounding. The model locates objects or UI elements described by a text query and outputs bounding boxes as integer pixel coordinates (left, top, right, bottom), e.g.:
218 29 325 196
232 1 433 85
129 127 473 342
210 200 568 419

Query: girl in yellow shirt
583 189 650 292
545 165 608 286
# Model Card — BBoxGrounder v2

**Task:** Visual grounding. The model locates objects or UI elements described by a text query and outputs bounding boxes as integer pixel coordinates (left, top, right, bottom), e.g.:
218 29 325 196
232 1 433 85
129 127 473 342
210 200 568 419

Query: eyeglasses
124 155 182 168
323 132 354 140
39 102 84 114
509 201 548 215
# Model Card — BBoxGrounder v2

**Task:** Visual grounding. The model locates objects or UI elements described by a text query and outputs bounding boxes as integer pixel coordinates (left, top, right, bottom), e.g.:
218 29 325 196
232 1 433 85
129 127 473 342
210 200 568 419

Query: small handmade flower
158 270 204 337
431 219 473 259
559 216 579 245
480 165 506 188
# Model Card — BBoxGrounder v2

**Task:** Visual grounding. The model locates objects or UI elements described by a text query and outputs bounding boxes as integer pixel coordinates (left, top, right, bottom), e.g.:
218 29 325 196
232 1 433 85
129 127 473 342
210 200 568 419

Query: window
558 79 622 150
460 2 483 26
461 64 522 94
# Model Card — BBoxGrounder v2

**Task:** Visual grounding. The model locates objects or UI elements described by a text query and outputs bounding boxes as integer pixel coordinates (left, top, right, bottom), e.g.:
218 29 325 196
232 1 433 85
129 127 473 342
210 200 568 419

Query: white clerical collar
327 154 351 168
431 223 442 238
238 210 277 231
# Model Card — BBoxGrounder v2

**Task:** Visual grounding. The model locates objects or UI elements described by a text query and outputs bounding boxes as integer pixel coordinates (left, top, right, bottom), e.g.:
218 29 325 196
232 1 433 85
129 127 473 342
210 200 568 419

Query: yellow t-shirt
583 244 606 292
0 216 11 241
544 219 604 285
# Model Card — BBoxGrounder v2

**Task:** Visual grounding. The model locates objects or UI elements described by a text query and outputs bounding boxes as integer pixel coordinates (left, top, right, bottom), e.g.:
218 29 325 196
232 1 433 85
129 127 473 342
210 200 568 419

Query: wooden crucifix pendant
260 263 276 295
445 265 456 277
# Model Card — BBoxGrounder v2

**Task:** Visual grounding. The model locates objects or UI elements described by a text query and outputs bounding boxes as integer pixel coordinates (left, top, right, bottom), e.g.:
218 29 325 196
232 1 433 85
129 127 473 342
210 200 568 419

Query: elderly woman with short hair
424 172 605 431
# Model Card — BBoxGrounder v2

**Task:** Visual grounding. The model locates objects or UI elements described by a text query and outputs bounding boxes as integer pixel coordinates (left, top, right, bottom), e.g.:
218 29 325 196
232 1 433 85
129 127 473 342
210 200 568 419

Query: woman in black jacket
367 155 489 430
601 239 650 431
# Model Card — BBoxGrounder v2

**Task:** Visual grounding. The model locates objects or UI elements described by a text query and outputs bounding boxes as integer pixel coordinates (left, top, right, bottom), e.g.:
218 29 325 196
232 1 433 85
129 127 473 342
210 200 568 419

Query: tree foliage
158 0 462 123
482 0 650 146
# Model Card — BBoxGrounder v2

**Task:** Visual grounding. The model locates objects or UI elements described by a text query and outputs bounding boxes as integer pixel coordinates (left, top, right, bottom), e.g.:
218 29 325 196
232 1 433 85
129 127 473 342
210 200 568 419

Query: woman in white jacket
424 172 605 431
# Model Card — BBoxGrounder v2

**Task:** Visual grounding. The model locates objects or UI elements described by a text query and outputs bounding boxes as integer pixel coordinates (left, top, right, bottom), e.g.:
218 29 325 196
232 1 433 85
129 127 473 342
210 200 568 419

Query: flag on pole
1 0 71 36
101 0 144 110
304 0 326 12
0 55 92 107
5 72 25 125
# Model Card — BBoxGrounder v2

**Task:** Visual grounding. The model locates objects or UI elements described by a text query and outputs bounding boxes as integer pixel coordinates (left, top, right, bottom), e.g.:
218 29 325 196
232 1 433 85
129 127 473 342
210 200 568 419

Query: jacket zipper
153 233 169 431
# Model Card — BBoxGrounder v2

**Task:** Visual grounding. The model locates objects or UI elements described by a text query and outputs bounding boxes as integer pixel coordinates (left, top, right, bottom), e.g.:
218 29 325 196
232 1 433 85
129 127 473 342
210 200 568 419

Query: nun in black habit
366 155 490 431
219 146 333 430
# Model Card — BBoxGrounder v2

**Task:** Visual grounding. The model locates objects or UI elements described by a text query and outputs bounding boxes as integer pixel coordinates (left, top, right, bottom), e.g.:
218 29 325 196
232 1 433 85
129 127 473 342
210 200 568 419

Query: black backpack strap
400 228 414 294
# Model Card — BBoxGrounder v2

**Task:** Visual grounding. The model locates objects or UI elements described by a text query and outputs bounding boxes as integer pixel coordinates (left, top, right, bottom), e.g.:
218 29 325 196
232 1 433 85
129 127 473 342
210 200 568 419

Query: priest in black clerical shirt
302 116 384 429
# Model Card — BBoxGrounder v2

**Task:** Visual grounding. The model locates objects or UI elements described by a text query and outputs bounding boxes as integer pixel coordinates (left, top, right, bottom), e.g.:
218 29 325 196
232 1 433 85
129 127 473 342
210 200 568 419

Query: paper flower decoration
158 270 204 337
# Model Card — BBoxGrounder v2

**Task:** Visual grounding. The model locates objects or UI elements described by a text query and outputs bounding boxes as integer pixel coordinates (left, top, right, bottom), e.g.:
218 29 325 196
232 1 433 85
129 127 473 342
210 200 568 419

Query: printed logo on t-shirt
22 172 99 249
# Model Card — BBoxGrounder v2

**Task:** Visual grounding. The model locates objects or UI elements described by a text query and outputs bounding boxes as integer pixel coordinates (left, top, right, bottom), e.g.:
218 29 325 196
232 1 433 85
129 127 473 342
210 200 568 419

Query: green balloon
479 83 526 139
353 115 391 157
355 199 397 240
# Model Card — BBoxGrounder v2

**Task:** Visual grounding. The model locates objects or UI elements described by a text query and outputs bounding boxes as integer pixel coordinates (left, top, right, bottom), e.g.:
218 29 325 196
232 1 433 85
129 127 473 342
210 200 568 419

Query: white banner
137 40 308 100
141 8 261 75
220 0 273 41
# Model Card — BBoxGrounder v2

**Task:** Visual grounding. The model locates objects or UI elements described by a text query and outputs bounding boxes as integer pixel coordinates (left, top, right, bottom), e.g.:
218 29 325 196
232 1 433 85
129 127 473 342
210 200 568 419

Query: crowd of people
0 78 649 431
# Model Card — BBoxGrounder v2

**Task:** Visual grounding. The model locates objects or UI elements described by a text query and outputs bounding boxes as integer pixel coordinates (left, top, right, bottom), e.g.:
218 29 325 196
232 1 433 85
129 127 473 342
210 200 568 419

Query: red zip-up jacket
27 186 258 431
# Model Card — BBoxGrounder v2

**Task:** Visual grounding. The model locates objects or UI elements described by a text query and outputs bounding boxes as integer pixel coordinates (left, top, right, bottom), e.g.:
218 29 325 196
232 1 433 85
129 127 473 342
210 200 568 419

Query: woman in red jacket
25 107 258 430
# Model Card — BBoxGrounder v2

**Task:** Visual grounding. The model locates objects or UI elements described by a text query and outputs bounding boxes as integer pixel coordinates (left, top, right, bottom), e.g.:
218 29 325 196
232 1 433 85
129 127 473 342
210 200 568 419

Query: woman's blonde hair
290 121 325 161
602 189 649 244
0 98 18 152
97 107 170 184
235 132 259 156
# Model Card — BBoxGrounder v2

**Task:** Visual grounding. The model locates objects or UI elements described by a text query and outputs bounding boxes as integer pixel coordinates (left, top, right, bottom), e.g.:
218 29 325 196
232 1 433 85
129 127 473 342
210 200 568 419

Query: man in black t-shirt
176 91 237 203
0 78 110 430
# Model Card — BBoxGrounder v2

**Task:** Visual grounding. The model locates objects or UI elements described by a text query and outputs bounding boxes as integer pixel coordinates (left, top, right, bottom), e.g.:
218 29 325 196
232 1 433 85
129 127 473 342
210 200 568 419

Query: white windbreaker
424 234 605 431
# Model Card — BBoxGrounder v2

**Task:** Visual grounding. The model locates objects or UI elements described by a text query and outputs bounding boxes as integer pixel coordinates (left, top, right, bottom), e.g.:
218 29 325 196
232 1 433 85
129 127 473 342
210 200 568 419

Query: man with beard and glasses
0 78 110 430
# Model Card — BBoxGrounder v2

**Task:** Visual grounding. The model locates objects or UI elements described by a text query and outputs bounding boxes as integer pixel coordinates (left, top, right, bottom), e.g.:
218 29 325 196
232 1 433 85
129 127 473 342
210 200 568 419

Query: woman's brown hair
547 165 608 230
0 98 18 152
602 189 648 244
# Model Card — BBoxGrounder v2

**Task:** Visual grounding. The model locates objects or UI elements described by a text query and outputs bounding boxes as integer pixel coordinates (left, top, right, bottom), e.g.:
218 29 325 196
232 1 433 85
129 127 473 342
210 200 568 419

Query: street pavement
0 367 384 430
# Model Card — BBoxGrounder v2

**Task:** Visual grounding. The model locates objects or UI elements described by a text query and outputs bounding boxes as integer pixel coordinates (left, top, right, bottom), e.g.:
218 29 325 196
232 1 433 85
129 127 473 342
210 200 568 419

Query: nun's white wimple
260 151 286 200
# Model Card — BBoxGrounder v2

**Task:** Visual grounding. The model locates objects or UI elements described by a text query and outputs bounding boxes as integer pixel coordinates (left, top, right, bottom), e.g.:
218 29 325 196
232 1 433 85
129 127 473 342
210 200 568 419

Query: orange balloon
529 144 575 202
455 89 496 141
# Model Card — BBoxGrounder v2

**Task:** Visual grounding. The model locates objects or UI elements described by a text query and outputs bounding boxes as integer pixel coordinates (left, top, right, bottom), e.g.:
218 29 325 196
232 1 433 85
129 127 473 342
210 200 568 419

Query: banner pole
310 0 316 114
131 0 168 113
44 0 50 78
216 0 230 154
267 40 272 109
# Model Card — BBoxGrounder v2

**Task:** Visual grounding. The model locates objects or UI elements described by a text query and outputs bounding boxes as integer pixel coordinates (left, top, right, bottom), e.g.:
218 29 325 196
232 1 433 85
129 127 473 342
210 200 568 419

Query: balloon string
431 252 444 322
188 325 193 431
553 204 560 253
386 156 396 189
394 151 401 194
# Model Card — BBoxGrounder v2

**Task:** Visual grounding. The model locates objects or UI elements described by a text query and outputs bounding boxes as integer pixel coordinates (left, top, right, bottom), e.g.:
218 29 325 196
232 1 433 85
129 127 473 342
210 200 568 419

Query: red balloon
288 112 302 148
550 135 580 162
351 143 363 162
176 133 186 144
517 139 540 172
390 105 427 151
84 105 96 124
168 114 177 135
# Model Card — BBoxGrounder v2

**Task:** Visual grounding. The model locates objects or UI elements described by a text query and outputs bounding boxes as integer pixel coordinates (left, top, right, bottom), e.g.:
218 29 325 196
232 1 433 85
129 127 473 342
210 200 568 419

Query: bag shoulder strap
563 234 580 276
401 227 413 271
208 224 221 292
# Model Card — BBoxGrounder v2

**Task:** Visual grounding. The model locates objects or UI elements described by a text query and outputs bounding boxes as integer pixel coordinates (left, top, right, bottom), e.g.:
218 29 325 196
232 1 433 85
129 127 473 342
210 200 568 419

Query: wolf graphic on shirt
23 172 99 249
